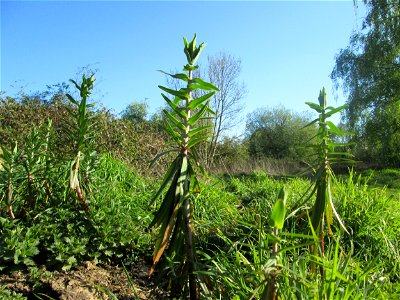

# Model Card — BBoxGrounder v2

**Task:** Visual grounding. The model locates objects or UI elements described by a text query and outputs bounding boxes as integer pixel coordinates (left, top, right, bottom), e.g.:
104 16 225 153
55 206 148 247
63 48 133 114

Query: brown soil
0 259 169 299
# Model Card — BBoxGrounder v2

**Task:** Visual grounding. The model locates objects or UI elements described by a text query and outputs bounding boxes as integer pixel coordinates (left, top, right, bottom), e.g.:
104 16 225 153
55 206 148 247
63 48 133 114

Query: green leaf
188 126 212 138
183 36 189 48
183 64 199 71
150 171 179 228
188 101 209 126
158 70 189 82
192 78 219 91
187 136 207 149
163 120 182 145
149 149 179 168
305 102 324 113
159 85 189 100
149 156 179 207
326 121 348 136
178 156 188 187
270 188 287 230
66 94 79 106
94 284 119 300
163 109 186 132
188 92 215 110
324 104 348 118
162 94 187 119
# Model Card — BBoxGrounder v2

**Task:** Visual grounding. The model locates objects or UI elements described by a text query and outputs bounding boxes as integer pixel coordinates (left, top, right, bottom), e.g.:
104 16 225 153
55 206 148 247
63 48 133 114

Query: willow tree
331 0 400 164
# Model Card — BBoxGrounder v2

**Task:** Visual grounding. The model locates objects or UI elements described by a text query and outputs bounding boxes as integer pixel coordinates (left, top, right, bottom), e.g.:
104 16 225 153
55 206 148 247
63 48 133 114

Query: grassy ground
1 156 399 299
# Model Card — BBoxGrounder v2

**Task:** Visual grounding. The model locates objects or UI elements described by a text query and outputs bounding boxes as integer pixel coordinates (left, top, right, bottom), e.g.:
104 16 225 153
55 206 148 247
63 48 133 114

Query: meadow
0 148 399 299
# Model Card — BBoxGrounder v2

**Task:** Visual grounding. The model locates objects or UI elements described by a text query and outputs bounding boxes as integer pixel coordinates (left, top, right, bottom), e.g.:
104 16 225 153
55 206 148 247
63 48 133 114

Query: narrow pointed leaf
150 194 181 275
158 70 189 82
270 188 288 230
305 102 324 113
66 94 79 106
324 104 348 118
149 156 180 207
159 85 189 100
188 126 212 138
188 101 208 126
164 109 186 132
187 136 207 149
192 78 219 91
149 149 179 168
188 92 215 109
161 94 187 119
163 118 184 144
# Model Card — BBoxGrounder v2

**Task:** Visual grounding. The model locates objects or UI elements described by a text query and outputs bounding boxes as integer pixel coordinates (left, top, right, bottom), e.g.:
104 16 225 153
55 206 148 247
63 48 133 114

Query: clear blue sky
1 0 366 135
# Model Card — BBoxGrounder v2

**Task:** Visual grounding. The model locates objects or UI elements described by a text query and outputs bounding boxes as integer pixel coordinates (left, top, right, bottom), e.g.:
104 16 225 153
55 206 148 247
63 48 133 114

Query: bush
0 95 167 176
246 106 316 161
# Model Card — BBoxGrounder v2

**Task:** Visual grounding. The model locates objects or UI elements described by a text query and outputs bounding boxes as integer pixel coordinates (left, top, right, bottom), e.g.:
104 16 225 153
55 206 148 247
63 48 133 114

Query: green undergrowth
193 171 400 299
360 168 400 192
0 155 155 274
1 155 399 298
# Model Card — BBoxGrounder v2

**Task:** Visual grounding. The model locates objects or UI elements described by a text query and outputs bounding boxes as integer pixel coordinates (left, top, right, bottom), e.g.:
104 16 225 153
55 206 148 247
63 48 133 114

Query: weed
149 35 218 299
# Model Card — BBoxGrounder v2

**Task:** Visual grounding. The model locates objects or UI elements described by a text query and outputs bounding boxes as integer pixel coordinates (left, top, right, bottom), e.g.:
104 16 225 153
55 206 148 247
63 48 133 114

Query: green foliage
149 34 218 299
360 168 400 191
0 94 167 177
66 74 97 207
269 188 287 230
0 218 40 269
246 106 316 160
0 154 153 272
336 170 400 281
194 172 399 299
0 286 27 300
302 88 353 247
121 100 149 124
331 0 400 166
360 102 400 165
0 148 399 298
0 143 22 220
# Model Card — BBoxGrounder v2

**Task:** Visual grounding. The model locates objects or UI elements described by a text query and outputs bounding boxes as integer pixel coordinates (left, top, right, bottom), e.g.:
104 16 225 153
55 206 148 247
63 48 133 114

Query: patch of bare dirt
0 259 169 299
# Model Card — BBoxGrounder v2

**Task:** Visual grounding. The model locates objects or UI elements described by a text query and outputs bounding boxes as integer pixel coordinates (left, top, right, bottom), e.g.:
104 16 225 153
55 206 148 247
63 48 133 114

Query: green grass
360 168 400 192
1 154 400 299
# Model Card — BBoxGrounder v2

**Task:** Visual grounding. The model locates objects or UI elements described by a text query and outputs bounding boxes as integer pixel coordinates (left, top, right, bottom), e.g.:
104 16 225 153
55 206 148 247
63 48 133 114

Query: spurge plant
149 34 219 299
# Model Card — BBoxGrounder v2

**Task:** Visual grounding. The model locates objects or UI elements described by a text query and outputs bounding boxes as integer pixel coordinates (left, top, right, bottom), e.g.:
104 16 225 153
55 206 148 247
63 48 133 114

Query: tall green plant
20 120 54 212
304 87 353 258
149 34 218 299
66 74 97 208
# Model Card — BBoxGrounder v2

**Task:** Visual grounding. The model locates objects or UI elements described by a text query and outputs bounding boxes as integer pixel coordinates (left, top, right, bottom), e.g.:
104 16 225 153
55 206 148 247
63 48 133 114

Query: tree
120 100 149 123
331 0 400 164
246 106 316 160
205 52 246 167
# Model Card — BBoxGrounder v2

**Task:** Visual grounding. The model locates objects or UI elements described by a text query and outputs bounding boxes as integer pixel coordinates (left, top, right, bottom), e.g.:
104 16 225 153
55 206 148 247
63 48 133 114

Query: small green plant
0 143 22 220
66 74 97 208
149 34 219 299
0 286 27 300
260 187 287 300
303 87 353 259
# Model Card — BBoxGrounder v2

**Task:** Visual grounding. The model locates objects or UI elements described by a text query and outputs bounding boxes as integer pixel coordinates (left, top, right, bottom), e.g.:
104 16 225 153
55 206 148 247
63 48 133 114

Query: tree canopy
120 100 149 123
331 0 400 164
246 106 316 160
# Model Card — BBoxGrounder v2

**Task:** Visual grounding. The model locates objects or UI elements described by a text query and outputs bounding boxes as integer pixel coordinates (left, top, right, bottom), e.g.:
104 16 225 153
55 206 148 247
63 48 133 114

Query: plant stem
261 227 279 300
183 68 198 300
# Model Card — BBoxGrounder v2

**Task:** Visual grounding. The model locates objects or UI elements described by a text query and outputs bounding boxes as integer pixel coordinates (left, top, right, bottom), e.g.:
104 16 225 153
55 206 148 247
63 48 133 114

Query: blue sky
1 1 366 135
